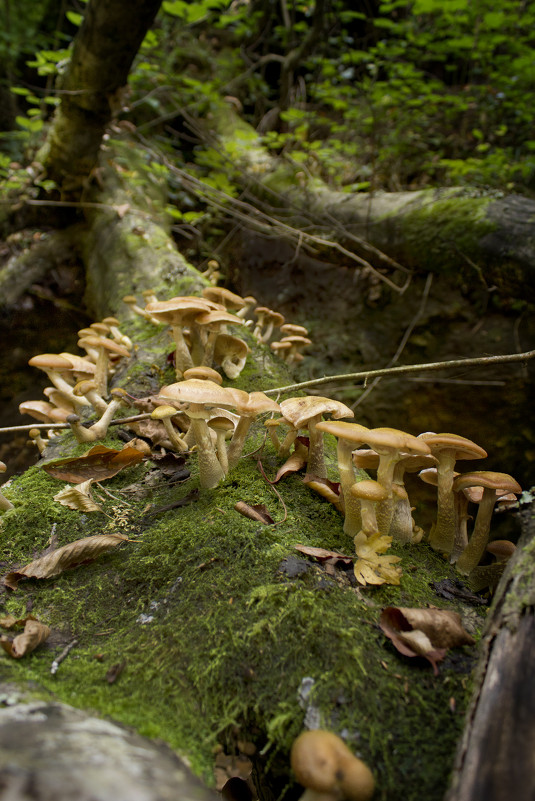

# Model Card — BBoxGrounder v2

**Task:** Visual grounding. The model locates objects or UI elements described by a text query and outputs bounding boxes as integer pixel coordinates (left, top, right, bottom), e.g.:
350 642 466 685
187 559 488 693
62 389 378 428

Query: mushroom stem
0 462 14 511
337 441 362 537
189 418 226 489
227 417 254 471
171 324 194 378
455 488 499 575
306 414 327 479
428 451 457 555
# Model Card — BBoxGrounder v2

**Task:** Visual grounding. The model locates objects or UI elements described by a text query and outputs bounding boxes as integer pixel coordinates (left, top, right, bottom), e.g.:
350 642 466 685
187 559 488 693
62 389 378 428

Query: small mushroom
214 334 250 379
151 406 189 452
77 336 130 398
468 540 517 593
350 479 389 544
225 389 281 470
291 729 374 801
418 433 487 557
280 396 354 479
194 309 245 367
28 354 90 409
0 462 14 512
208 416 235 474
29 428 48 454
453 471 522 574
252 307 285 343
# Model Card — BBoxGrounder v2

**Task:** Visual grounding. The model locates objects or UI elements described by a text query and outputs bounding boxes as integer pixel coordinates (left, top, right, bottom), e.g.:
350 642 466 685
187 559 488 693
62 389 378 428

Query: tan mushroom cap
486 539 516 561
76 336 130 358
145 297 222 323
352 449 381 470
194 309 245 329
101 316 120 326
183 366 223 385
225 388 280 416
89 322 111 336
418 432 487 461
28 353 73 371
214 334 249 359
19 400 55 422
362 427 431 457
280 396 354 429
280 323 309 336
270 341 293 354
59 353 97 375
291 729 375 801
453 470 521 496
315 420 373 445
151 405 180 420
158 379 236 409
254 306 285 325
350 479 389 503
279 335 313 347
202 287 247 311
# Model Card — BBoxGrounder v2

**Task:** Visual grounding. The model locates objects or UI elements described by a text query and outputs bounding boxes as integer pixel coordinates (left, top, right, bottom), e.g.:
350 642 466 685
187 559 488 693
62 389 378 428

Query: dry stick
3 352 533 436
262 349 535 396
0 412 153 435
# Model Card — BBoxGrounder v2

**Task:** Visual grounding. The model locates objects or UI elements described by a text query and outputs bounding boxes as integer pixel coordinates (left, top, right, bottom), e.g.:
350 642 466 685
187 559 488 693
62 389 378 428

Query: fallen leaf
0 617 50 658
53 479 103 512
294 544 353 566
234 502 274 524
3 534 128 590
379 606 474 676
0 614 22 629
354 532 402 586
42 444 144 483
303 475 344 513
106 660 126 684
271 441 309 483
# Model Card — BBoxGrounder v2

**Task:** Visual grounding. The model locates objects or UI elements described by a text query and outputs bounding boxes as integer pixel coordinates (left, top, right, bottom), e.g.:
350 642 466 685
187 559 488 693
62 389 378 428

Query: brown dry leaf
3 534 128 590
0 617 50 658
106 660 126 684
379 606 474 676
272 441 309 483
0 614 22 629
42 444 144 484
53 479 103 512
234 502 274 525
303 474 344 512
354 532 402 587
294 544 353 566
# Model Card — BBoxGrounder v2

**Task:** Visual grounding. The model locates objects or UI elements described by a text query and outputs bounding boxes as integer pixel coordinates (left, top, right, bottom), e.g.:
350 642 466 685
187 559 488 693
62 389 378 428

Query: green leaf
66 11 83 26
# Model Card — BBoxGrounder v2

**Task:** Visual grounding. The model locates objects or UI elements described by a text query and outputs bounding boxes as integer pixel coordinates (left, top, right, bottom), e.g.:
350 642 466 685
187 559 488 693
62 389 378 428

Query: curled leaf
234 502 274 525
271 441 309 483
379 606 475 675
42 444 144 483
0 617 50 658
53 479 103 512
294 544 353 566
3 533 128 590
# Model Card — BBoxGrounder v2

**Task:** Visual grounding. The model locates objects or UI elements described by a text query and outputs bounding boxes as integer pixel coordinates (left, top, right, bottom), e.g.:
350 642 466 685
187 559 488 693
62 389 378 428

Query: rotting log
446 502 535 801
0 683 217 801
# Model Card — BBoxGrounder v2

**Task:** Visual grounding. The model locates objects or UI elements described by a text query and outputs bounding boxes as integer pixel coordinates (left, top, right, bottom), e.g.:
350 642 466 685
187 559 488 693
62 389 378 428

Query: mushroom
279 396 354 479
468 539 517 593
235 295 258 319
202 287 248 314
66 388 131 443
19 400 56 423
29 428 48 454
291 729 374 801
157 379 237 488
151 406 189 452
252 307 285 343
122 294 160 323
453 471 522 574
418 433 487 557
183 366 223 385
270 340 293 362
315 420 373 537
194 309 245 367
388 453 437 543
28 354 91 409
0 462 14 512
145 297 218 376
208 416 235 474
101 316 133 349
77 336 130 398
350 479 389 545
73 379 109 414
214 334 250 379
278 335 312 364
225 389 281 470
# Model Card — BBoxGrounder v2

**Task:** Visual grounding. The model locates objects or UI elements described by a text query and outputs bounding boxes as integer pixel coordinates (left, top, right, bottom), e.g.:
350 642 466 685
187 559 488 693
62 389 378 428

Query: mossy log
211 106 535 302
446 502 535 801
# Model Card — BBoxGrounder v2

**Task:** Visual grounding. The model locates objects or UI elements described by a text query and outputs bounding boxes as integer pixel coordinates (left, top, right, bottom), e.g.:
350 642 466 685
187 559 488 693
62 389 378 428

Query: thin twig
262 349 535 395
50 638 78 676
257 460 288 525
0 413 153 435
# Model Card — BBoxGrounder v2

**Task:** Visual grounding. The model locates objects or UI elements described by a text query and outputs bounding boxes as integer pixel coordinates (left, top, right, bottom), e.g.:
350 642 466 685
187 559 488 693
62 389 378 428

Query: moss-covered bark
0 311 485 801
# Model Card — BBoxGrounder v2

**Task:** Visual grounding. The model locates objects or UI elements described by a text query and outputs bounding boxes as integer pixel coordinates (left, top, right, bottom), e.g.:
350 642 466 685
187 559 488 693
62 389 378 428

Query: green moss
0 327 485 801
395 196 496 279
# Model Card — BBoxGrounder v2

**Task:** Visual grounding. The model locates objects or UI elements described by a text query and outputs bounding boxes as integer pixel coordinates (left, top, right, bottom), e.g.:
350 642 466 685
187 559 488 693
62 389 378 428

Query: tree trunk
38 0 162 194
446 501 535 801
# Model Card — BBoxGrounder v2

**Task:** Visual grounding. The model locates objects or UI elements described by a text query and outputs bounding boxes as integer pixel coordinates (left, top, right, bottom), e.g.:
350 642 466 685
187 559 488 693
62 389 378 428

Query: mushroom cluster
22 318 133 446
20 287 521 590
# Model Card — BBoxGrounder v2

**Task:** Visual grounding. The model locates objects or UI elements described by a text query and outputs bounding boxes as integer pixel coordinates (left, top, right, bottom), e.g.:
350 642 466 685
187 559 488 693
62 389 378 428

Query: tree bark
446 502 535 801
38 0 162 194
